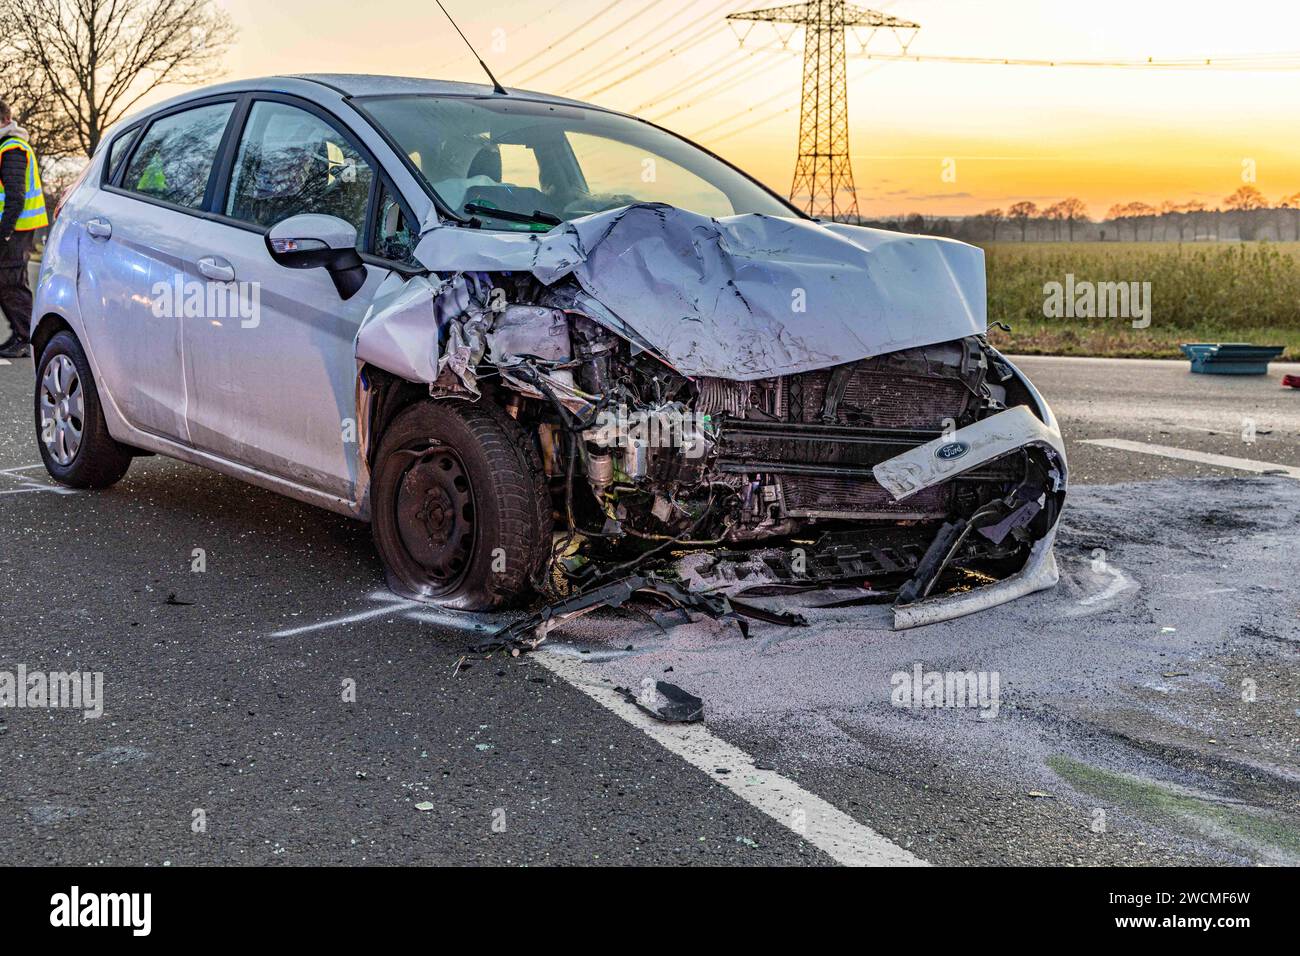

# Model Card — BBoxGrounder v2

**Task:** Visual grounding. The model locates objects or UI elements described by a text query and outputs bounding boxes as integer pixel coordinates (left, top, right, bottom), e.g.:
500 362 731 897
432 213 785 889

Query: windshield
356 94 798 230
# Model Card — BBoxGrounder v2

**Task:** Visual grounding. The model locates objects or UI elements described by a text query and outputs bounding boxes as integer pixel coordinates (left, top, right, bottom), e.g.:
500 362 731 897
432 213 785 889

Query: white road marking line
0 464 77 496
1080 439 1300 480
405 609 501 633
534 648 926 867
271 597 417 637
272 594 920 864
270 591 506 637
0 358 10 366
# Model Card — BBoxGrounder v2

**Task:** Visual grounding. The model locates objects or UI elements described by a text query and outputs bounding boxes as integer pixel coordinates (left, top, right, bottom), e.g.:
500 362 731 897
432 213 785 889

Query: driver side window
373 180 418 267
225 101 374 246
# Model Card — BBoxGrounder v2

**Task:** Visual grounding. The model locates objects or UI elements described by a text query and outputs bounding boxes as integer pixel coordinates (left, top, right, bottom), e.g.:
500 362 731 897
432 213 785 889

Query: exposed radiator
784 369 971 429
782 475 951 519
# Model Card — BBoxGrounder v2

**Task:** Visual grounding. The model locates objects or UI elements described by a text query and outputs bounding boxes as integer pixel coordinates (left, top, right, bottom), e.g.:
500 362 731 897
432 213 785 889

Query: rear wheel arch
31 313 74 362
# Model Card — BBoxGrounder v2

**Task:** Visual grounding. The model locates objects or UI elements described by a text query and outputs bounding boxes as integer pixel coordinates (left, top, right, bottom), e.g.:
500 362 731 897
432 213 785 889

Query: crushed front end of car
355 203 1067 629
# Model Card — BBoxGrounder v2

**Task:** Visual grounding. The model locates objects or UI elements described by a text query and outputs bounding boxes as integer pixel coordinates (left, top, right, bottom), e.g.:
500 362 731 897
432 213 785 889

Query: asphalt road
0 353 1296 866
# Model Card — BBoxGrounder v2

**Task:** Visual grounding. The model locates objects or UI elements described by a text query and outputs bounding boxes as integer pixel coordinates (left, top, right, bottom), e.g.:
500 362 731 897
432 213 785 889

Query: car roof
113 73 621 134
292 73 600 108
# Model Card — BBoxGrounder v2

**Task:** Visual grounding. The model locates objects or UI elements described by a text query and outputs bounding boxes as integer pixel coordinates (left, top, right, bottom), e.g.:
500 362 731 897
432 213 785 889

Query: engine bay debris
355 201 1069 636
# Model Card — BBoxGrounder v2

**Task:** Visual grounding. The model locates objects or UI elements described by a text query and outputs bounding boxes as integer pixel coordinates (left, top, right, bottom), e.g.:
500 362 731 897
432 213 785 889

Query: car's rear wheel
371 400 552 610
34 331 132 488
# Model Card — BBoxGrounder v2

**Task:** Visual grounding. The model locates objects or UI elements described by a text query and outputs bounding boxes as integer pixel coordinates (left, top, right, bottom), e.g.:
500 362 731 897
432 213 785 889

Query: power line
681 74 804 139
580 21 731 100
699 63 885 144
506 0 629 86
563 0 743 97
442 1 568 69
639 39 785 114
513 0 675 88
646 47 792 122
847 49 1300 70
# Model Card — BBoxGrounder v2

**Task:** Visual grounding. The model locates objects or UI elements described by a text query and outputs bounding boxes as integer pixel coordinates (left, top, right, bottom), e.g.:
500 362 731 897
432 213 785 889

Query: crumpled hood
406 202 987 381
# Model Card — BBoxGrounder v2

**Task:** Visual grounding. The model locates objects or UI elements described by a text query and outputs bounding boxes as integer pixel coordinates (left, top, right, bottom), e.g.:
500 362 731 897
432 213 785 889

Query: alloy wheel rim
39 355 84 466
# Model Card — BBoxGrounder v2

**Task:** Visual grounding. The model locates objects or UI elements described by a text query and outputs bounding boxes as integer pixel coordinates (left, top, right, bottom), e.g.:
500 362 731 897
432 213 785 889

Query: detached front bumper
873 361 1068 629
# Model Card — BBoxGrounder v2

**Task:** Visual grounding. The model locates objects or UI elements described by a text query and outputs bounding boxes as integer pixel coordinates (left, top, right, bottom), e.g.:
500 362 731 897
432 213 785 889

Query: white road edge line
1080 439 1300 480
270 598 418 637
534 649 927 867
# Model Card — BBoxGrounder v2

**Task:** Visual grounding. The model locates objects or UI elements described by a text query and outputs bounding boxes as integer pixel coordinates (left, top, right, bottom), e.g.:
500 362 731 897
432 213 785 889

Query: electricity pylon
729 2 920 219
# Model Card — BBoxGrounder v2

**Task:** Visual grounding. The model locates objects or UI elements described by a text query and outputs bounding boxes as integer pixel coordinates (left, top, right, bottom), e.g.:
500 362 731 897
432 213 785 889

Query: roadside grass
981 242 1300 360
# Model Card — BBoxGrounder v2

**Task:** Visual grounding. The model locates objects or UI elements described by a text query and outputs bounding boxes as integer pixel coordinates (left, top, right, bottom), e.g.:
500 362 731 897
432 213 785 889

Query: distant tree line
857 186 1300 242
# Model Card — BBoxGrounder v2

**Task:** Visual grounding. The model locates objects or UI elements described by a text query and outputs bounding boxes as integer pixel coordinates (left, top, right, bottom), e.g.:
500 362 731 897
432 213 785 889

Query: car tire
34 331 132 489
371 399 553 610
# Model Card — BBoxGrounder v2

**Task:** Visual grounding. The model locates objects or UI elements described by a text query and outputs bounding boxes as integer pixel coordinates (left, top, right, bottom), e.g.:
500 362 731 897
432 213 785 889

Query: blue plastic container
1180 343 1285 375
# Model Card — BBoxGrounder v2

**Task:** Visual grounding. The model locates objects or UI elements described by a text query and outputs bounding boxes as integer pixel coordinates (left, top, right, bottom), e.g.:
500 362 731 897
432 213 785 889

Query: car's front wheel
34 331 132 489
371 400 553 610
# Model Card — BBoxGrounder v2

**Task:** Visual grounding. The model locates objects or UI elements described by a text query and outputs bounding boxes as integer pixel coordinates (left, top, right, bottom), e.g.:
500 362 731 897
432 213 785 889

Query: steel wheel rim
394 444 477 590
39 355 84 466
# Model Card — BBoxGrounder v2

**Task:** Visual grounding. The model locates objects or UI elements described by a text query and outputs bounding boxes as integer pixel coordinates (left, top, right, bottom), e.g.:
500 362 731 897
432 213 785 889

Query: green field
980 241 1300 360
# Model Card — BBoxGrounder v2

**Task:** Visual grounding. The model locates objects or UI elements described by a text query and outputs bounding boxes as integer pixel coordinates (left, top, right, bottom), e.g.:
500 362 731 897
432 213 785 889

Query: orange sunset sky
186 0 1300 218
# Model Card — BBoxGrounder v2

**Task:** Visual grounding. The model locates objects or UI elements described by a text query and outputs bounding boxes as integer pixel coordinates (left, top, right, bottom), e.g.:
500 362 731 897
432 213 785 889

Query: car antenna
435 0 508 96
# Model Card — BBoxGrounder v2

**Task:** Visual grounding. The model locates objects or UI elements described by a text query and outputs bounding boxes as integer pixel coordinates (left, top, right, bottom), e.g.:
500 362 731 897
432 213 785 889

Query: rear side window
224 101 374 238
122 102 234 209
104 127 141 184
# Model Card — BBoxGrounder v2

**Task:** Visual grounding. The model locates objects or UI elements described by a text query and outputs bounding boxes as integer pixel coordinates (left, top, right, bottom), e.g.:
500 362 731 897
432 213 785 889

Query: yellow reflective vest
0 136 49 231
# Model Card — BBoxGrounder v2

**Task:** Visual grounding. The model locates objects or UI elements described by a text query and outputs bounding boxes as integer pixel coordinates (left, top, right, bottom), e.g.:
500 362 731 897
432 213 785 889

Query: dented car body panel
35 73 1067 627
401 204 988 380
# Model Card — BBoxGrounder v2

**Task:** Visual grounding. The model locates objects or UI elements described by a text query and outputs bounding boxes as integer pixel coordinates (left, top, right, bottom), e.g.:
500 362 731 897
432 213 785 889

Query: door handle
197 256 236 282
86 217 112 240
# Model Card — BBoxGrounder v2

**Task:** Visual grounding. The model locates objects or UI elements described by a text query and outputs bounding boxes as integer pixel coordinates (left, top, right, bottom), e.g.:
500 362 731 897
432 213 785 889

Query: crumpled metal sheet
486 305 572 365
410 202 987 380
356 272 493 395
355 273 442 382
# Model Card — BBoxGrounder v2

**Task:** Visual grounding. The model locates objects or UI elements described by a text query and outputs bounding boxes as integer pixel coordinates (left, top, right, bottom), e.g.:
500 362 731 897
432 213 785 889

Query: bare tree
1007 201 1037 241
1054 197 1088 241
1279 193 1300 241
0 44 81 161
0 0 236 157
981 207 1004 241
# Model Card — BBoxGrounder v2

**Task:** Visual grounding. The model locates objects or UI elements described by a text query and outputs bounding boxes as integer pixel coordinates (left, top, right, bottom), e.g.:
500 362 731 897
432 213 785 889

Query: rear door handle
86 217 112 240
197 256 236 282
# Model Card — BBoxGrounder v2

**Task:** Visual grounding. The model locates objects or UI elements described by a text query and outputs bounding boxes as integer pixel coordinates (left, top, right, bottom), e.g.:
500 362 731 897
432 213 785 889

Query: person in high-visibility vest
0 98 48 359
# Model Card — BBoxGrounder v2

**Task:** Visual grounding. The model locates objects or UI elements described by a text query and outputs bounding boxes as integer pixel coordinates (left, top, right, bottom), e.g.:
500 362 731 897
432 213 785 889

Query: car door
181 96 404 501
76 100 237 441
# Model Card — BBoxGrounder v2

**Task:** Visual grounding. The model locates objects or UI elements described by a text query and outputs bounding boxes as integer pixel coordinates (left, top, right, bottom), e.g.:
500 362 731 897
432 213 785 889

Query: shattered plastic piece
414 802 435 811
471 573 806 655
873 406 1061 501
617 679 705 723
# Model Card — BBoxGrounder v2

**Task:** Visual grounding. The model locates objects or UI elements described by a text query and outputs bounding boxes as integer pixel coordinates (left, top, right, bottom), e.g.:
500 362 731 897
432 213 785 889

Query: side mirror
265 214 368 301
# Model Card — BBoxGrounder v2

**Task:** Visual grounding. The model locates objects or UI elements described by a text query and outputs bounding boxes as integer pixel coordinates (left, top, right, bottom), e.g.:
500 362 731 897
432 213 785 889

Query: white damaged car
33 74 1066 629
